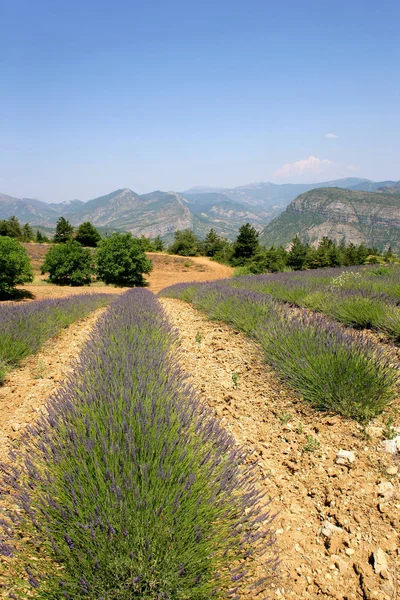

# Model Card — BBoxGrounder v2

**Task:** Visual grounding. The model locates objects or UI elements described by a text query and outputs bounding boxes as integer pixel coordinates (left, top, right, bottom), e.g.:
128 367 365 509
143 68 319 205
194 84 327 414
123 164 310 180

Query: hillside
1 178 399 242
260 187 400 251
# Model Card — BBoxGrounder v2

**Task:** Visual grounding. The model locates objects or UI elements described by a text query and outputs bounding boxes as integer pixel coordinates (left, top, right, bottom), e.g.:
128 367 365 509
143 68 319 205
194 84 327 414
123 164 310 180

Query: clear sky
1 0 399 202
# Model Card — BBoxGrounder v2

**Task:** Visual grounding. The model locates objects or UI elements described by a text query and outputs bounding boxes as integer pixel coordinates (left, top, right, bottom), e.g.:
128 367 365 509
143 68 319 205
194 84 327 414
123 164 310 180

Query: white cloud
325 133 339 138
275 155 333 178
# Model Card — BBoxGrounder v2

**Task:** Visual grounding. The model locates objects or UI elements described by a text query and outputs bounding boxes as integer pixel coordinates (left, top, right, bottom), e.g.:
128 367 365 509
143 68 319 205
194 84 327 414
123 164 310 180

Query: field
0 254 399 599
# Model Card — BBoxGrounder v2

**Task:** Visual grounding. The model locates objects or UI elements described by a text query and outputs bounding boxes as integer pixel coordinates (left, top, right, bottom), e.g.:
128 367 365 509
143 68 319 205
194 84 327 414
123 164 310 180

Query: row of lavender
230 265 400 342
1 289 276 599
0 294 115 383
160 281 398 422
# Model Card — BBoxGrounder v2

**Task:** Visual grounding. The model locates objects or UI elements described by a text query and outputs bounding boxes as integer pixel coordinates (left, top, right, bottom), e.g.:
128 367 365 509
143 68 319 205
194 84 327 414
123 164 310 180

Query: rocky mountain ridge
260 187 400 251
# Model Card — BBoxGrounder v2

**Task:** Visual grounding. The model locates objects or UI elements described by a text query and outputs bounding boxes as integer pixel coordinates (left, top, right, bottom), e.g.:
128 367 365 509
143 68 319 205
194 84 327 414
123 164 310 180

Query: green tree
356 244 369 265
314 237 340 268
53 217 74 244
96 233 153 286
41 240 93 285
203 228 227 257
137 235 155 252
287 236 308 270
21 223 34 242
168 229 200 256
153 235 165 252
75 221 101 247
344 243 358 266
36 230 48 243
233 223 259 262
0 237 34 295
0 216 22 238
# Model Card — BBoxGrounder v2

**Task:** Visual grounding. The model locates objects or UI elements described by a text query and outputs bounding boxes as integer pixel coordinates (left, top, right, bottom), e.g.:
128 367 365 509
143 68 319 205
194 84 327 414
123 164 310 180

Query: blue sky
1 0 399 202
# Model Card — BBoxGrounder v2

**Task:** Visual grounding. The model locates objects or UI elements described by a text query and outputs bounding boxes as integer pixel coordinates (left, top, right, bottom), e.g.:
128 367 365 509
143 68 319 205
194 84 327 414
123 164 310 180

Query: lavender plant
160 281 398 422
1 290 277 599
0 294 114 383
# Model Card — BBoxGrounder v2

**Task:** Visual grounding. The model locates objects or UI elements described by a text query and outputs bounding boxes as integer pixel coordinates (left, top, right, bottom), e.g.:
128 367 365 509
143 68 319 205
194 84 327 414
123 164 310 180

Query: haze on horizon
1 0 399 203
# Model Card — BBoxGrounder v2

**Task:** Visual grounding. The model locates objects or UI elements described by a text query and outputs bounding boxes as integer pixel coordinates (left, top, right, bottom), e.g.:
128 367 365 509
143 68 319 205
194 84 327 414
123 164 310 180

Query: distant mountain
260 187 400 252
1 178 399 242
377 181 400 195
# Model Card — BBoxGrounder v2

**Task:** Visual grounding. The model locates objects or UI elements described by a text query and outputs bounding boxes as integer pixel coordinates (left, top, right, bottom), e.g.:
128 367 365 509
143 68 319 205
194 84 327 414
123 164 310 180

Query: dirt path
0 307 107 460
160 297 399 600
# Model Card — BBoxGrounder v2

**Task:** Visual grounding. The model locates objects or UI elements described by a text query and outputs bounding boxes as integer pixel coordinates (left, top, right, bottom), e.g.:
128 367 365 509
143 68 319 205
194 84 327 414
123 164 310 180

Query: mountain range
0 178 399 245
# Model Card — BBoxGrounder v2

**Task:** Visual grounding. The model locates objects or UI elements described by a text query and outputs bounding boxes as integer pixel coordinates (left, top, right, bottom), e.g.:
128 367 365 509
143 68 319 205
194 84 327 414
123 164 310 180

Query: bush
1 291 276 598
0 236 33 295
41 240 94 285
96 233 153 286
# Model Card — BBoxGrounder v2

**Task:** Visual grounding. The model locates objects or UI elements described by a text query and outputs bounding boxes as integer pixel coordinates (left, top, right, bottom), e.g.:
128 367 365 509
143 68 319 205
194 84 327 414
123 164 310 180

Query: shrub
0 293 113 383
1 290 276 598
96 233 153 286
0 236 33 295
41 240 94 285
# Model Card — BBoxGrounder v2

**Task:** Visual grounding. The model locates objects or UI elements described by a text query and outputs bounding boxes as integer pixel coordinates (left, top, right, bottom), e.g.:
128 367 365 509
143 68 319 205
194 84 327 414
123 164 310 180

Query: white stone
335 449 355 465
377 481 396 502
320 520 343 537
381 439 398 454
372 547 389 577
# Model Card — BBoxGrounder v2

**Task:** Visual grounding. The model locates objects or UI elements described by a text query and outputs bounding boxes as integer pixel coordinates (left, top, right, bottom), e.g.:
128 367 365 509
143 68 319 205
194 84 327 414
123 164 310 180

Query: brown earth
160 298 400 600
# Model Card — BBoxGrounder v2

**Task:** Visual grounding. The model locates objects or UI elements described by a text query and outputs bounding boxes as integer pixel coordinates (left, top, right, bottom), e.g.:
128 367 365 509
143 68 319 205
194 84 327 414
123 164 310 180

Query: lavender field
230 265 400 341
1 290 276 599
160 269 399 422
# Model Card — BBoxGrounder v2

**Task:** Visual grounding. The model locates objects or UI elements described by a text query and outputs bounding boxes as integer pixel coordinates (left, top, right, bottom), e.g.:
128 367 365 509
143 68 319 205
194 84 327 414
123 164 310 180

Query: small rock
335 449 355 466
320 520 343 537
381 436 400 453
335 557 349 574
386 465 398 476
345 548 355 556
11 423 21 432
377 481 396 502
372 547 389 578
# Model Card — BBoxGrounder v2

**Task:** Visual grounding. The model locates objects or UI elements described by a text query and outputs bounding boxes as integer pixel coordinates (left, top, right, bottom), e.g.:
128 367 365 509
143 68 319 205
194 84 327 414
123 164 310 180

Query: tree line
167 224 397 271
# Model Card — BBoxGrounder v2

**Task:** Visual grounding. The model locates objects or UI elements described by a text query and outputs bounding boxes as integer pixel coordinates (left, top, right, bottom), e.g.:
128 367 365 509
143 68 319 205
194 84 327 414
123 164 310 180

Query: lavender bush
0 294 114 383
1 289 276 599
160 281 398 422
